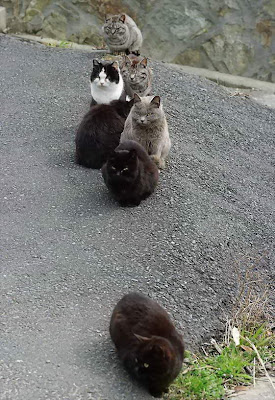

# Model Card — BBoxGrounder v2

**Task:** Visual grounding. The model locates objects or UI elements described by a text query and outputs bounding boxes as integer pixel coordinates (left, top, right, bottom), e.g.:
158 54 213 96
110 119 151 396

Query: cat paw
150 155 166 169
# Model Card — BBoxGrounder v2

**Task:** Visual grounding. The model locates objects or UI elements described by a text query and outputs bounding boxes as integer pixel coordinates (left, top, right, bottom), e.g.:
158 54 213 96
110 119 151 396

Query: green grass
59 41 71 48
46 40 72 48
166 323 274 400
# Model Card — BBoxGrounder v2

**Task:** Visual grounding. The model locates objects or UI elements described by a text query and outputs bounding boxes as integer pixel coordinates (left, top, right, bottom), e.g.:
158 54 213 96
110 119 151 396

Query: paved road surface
0 35 274 399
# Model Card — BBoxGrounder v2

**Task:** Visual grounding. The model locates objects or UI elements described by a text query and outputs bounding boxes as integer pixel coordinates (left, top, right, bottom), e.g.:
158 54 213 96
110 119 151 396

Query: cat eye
143 363 149 368
122 167 129 172
111 166 116 170
147 112 152 116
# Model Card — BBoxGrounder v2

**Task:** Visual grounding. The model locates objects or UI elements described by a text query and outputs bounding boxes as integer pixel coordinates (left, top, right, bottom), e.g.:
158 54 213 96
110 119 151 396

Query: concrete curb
166 63 275 93
10 33 275 94
228 377 275 399
11 33 107 53
0 7 6 32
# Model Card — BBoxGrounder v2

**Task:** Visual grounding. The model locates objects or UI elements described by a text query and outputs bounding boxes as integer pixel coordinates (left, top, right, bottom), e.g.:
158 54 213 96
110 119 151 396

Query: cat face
90 60 120 88
122 57 148 86
131 94 162 125
107 149 138 180
133 335 175 388
103 14 128 44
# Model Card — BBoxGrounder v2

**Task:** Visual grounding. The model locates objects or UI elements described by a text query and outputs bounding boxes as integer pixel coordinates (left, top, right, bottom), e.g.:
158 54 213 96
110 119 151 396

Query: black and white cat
90 60 126 105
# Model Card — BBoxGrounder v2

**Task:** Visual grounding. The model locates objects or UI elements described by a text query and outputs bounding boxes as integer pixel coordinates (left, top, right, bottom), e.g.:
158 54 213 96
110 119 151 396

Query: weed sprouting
166 264 274 400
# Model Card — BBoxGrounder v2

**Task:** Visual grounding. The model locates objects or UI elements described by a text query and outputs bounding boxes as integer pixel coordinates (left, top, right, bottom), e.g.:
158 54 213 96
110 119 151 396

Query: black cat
75 100 133 169
101 140 159 206
110 292 185 397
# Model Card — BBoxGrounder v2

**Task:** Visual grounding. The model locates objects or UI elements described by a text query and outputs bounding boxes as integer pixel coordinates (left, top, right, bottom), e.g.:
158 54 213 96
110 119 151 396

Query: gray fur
120 94 171 169
102 14 143 54
120 55 152 97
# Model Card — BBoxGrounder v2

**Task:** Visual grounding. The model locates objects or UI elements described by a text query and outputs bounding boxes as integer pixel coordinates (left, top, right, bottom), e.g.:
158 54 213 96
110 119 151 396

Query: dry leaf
240 345 253 353
234 386 249 392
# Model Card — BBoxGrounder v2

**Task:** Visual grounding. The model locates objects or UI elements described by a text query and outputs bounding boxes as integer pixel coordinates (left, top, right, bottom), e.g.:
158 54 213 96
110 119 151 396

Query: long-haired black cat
75 99 133 169
110 292 185 397
102 140 159 206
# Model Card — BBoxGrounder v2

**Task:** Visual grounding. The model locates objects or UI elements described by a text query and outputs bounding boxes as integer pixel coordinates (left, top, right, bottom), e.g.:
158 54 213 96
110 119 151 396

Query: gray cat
120 94 171 169
102 14 143 55
120 55 152 97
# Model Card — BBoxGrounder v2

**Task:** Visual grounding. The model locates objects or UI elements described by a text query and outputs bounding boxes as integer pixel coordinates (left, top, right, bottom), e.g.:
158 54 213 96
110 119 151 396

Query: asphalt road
0 35 274 400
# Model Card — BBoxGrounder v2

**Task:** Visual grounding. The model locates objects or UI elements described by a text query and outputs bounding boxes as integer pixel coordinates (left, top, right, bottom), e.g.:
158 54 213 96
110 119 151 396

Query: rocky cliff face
2 0 275 82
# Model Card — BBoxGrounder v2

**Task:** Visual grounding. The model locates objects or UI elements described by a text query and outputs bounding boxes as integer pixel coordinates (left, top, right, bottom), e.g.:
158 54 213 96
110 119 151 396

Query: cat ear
140 58 147 68
123 55 131 65
108 151 116 161
119 14 126 23
150 96 160 108
133 93 141 103
129 148 136 159
134 333 152 342
152 343 172 360
93 59 100 67
112 61 119 71
128 98 135 108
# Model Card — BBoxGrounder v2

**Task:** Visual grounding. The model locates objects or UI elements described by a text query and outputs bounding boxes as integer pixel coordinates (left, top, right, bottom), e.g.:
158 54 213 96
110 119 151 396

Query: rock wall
1 0 275 82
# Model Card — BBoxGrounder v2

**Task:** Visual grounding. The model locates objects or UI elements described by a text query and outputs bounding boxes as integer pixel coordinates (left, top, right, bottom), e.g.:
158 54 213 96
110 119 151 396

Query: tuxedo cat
102 140 159 206
102 14 142 55
110 292 185 397
75 100 133 169
90 60 126 105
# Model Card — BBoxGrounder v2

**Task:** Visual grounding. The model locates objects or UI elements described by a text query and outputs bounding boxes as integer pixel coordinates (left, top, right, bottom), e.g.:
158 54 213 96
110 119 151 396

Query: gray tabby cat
102 14 143 55
120 55 152 97
120 94 171 169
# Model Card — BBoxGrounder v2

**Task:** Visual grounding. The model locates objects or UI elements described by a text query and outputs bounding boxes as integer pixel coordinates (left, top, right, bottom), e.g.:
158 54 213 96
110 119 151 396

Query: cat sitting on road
120 55 152 98
110 292 185 397
102 14 143 55
120 94 171 169
90 59 126 105
102 140 159 206
75 100 133 169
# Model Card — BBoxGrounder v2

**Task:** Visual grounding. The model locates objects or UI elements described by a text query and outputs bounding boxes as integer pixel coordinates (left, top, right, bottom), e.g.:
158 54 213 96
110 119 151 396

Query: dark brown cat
75 99 133 169
102 140 159 206
110 292 185 397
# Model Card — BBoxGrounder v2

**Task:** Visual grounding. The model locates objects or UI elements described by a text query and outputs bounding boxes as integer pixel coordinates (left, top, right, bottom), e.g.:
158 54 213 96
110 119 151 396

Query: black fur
110 292 185 397
126 49 140 56
90 60 120 84
102 140 159 206
75 100 133 169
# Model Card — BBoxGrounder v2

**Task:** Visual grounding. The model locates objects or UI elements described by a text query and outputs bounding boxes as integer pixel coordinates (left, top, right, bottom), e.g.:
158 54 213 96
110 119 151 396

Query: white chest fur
90 71 124 105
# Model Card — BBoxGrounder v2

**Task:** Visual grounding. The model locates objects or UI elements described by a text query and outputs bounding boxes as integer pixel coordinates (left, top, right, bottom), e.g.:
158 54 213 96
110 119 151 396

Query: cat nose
140 117 145 122
130 75 135 81
100 81 104 86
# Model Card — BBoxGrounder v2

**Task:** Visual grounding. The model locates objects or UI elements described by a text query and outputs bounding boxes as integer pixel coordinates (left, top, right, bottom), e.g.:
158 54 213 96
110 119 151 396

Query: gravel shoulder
0 35 274 400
